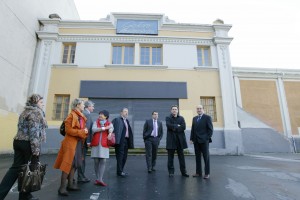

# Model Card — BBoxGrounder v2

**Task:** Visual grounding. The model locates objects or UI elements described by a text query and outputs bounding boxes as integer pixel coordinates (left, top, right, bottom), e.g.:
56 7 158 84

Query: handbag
18 162 47 193
107 133 116 147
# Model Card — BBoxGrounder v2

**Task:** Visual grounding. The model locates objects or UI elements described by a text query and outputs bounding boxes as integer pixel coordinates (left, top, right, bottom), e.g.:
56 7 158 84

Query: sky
74 0 300 69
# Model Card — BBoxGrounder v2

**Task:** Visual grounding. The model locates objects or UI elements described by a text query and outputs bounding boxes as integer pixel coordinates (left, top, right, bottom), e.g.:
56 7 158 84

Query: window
62 43 76 64
112 44 134 64
197 46 211 66
140 45 162 65
53 95 70 120
200 96 217 122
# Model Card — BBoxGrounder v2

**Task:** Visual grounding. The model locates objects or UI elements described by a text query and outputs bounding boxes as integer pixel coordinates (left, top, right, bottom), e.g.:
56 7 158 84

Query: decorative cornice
57 34 214 45
194 66 218 71
213 37 233 45
52 64 78 68
105 64 168 69
36 31 58 40
233 67 300 79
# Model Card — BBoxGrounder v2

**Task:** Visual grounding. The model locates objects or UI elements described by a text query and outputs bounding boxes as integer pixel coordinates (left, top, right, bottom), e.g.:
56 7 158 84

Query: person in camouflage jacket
0 94 47 200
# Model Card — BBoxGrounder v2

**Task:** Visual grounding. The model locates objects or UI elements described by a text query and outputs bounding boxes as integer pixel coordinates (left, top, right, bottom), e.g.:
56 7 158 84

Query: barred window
200 96 217 122
53 95 70 120
62 43 76 64
197 46 211 66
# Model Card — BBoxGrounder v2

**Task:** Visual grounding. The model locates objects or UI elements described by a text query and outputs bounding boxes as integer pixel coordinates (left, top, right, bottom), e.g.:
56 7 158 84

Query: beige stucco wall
284 81 300 135
58 28 213 38
240 80 283 133
159 30 213 38
0 110 19 153
46 67 223 128
59 28 115 35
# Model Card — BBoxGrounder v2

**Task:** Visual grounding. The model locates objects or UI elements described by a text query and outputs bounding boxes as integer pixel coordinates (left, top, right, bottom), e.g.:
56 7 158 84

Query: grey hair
121 107 128 112
26 94 43 106
84 100 94 108
71 98 84 109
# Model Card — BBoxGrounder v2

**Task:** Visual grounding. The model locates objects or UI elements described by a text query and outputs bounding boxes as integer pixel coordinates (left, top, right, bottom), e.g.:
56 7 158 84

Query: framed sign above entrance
116 19 158 35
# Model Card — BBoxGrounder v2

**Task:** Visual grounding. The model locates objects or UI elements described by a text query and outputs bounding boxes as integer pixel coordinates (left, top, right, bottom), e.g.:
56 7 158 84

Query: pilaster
277 77 292 138
29 19 59 106
213 22 243 154
234 75 243 108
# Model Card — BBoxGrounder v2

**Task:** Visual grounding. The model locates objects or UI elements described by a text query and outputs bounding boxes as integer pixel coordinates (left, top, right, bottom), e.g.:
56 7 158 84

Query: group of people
0 94 214 200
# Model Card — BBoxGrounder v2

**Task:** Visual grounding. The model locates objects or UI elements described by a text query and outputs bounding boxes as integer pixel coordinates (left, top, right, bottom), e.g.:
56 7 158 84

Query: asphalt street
0 153 300 200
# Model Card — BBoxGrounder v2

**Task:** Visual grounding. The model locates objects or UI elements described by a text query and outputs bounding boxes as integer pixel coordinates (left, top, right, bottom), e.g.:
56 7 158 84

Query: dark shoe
182 173 189 177
58 189 69 196
204 174 210 179
148 170 152 173
66 186 81 191
169 174 174 177
117 172 127 177
19 193 39 200
151 168 156 171
78 177 90 183
192 173 201 177
29 197 39 200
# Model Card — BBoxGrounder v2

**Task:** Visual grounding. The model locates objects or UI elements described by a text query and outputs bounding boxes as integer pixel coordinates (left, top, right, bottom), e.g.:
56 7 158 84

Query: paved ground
0 153 300 200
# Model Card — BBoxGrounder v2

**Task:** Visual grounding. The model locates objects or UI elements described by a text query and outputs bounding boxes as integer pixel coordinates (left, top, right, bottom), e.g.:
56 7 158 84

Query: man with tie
190 105 213 179
112 108 134 177
143 111 163 173
166 105 189 177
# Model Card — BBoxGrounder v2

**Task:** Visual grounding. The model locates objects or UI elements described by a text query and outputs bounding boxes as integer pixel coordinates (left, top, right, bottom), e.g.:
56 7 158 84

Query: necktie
197 115 201 122
123 119 129 138
153 120 157 137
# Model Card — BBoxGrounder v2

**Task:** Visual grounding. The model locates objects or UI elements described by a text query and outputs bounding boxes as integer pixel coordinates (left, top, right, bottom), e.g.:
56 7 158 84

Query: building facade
2 11 299 154
34 13 243 155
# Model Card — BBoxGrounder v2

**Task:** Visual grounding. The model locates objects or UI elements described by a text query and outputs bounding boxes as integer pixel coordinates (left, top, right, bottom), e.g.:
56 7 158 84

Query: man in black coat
190 105 213 179
112 108 134 177
77 100 94 183
143 111 163 173
166 105 189 177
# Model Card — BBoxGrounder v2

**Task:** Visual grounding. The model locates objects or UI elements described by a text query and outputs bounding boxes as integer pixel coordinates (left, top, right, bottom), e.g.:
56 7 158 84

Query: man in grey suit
190 105 213 179
77 100 94 183
143 111 163 173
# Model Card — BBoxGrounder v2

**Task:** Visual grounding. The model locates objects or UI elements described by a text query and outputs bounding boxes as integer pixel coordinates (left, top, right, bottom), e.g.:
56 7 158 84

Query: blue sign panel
116 19 158 35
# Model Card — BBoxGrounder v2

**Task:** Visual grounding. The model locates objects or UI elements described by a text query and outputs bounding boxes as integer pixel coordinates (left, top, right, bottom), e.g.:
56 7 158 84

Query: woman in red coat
54 98 88 196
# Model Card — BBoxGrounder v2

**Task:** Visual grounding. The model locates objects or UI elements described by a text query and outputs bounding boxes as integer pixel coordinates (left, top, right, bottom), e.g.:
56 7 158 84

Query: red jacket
90 119 110 148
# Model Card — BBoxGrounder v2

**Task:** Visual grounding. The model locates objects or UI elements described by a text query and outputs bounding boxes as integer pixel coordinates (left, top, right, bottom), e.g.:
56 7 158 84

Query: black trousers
144 137 159 170
77 146 87 180
167 148 187 175
194 141 210 175
115 138 129 174
0 140 32 200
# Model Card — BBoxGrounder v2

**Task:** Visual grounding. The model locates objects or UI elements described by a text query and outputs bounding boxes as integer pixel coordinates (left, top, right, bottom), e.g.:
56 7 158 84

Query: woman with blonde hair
0 94 47 200
54 98 88 196
90 110 113 186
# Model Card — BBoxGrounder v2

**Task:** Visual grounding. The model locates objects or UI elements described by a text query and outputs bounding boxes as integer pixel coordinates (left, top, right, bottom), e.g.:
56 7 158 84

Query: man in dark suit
166 105 189 177
112 108 134 177
143 111 163 173
77 100 94 183
190 105 213 179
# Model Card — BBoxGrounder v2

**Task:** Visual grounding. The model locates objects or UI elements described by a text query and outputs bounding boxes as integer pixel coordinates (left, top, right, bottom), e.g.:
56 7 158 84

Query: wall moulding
57 35 214 45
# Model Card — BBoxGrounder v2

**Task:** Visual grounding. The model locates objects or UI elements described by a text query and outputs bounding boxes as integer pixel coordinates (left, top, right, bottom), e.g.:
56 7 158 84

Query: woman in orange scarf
54 98 88 196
